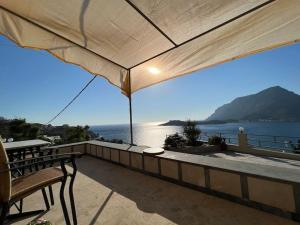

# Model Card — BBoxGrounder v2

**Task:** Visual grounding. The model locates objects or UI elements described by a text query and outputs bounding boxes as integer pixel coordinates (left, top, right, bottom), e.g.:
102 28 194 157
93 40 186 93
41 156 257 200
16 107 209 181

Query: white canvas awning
0 0 300 96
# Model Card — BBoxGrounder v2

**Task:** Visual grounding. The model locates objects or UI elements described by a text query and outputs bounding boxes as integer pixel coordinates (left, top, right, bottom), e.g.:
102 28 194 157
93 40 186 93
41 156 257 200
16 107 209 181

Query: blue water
90 122 300 149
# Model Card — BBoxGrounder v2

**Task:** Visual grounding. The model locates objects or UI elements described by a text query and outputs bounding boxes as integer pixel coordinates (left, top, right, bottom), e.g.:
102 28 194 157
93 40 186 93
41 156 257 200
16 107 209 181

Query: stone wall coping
157 150 300 184
48 140 148 152
47 141 88 149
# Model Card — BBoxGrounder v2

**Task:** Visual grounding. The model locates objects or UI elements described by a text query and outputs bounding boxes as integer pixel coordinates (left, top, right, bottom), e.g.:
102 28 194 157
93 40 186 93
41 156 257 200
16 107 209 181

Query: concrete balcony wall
160 159 179 180
210 169 242 197
181 163 205 187
48 142 86 154
90 144 97 156
96 145 103 157
144 156 159 174
248 177 296 212
72 144 85 154
130 153 143 170
111 149 120 163
59 146 72 153
51 140 300 222
120 150 130 166
103 147 111 160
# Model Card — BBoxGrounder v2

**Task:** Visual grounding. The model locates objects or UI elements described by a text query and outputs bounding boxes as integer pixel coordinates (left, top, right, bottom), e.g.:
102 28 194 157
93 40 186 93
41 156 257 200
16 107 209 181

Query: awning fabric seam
124 0 177 47
128 0 276 69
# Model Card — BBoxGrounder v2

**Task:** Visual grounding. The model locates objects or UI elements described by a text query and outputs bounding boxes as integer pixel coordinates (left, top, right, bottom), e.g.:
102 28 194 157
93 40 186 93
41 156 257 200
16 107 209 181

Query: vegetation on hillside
64 125 91 144
0 117 97 144
0 117 40 141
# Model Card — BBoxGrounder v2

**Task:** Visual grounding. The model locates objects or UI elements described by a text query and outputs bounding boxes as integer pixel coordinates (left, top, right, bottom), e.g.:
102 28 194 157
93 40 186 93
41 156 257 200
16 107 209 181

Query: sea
90 122 300 151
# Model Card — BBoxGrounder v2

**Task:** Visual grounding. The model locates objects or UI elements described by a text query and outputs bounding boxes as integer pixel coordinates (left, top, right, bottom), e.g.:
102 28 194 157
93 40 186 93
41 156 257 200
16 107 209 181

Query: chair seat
11 168 64 202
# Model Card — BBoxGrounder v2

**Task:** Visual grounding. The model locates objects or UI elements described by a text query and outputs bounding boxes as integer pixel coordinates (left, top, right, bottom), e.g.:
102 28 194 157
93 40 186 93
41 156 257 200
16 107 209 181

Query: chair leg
42 188 50 210
19 199 23 213
0 202 9 225
60 179 71 225
69 159 78 225
48 186 54 206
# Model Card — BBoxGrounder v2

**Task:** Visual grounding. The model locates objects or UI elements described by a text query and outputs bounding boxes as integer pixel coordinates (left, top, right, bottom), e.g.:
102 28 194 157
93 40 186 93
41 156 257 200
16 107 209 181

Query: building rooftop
10 156 298 225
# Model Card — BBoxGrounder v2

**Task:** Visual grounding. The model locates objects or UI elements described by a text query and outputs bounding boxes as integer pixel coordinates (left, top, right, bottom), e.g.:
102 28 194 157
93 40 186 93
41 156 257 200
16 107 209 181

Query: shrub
208 136 222 145
96 137 124 144
111 139 123 144
293 139 300 150
183 120 201 146
208 135 227 150
27 218 52 225
164 133 186 149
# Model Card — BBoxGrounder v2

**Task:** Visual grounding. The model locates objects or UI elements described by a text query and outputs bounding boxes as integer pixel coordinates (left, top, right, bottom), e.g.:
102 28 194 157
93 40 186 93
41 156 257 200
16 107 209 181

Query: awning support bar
128 69 133 145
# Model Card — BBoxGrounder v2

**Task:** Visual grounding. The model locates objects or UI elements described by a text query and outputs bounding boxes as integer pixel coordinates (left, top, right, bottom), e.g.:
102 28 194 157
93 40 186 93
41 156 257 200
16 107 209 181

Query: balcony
9 141 300 225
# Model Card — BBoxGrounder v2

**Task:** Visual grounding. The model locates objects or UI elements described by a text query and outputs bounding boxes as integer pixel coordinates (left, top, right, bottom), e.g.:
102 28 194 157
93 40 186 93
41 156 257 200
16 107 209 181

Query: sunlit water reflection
91 122 300 148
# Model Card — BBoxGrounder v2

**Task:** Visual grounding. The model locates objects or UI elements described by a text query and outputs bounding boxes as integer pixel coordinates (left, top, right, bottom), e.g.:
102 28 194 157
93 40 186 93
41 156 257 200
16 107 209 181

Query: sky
0 35 300 126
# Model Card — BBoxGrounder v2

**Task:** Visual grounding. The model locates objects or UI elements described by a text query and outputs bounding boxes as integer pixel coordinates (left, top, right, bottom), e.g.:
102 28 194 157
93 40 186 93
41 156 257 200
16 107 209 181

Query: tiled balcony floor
10 156 298 225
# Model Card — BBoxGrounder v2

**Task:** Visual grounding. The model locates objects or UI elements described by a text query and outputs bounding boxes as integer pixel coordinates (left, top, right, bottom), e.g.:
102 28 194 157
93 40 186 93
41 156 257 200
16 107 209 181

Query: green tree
183 120 201 146
8 119 40 141
9 119 27 140
0 117 10 138
28 126 40 139
65 125 91 143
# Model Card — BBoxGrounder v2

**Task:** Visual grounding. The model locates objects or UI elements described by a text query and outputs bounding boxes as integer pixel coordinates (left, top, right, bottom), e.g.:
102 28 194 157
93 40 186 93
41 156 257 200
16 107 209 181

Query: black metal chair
0 141 81 225
6 146 56 212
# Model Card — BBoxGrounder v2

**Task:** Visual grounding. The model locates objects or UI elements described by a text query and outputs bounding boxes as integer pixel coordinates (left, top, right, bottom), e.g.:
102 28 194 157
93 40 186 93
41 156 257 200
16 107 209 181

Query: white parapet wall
51 140 300 222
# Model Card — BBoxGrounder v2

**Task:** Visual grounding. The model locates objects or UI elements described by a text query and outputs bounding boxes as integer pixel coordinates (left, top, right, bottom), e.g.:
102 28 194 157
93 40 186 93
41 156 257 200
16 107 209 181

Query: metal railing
203 131 300 152
246 133 300 152
167 131 300 153
199 131 238 145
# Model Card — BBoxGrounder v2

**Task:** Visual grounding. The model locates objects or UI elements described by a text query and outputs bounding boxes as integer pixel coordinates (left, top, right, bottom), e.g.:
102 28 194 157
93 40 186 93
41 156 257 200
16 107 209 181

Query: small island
160 119 234 126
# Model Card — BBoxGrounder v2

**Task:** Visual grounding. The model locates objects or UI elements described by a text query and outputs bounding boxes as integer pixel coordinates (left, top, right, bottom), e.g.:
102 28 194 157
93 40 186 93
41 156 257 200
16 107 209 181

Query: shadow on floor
75 155 295 225
88 190 114 225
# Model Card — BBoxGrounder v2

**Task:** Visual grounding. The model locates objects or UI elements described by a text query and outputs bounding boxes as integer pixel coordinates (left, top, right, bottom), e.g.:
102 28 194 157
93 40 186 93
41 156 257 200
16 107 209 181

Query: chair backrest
0 141 11 203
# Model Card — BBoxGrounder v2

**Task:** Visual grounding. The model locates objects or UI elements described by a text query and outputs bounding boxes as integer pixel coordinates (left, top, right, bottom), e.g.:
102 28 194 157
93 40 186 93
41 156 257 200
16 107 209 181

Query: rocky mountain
207 86 300 121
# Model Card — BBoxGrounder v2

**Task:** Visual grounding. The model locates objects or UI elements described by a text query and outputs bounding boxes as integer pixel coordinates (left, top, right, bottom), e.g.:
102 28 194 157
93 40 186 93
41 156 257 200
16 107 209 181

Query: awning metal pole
128 69 133 145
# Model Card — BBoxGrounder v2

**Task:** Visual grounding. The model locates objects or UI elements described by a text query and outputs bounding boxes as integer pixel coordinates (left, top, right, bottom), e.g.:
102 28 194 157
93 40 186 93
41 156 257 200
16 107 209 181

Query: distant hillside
207 86 300 122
